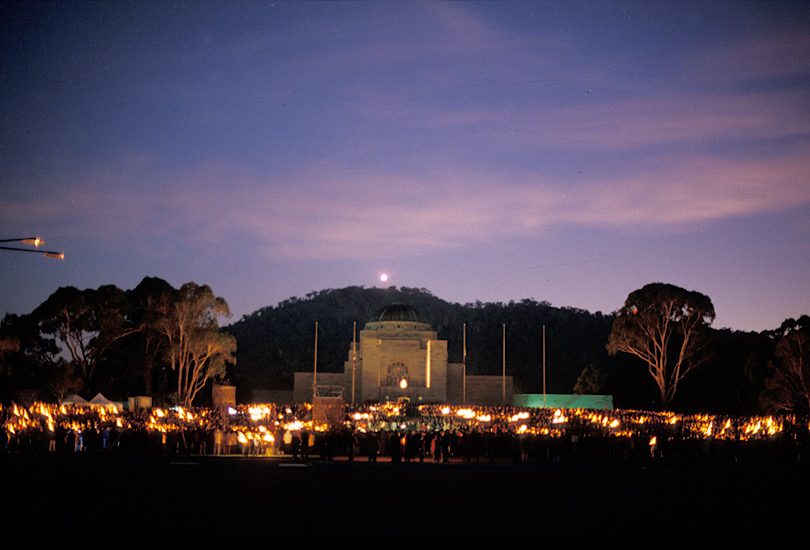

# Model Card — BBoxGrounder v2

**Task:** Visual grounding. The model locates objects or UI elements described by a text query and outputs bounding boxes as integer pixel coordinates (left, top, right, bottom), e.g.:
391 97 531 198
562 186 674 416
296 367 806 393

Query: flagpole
313 320 318 401
542 324 547 408
502 323 506 405
351 321 357 404
463 322 467 404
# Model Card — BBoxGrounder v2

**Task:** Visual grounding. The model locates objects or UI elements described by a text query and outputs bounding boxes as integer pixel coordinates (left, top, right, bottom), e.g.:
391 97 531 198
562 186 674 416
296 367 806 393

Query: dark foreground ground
2 454 807 539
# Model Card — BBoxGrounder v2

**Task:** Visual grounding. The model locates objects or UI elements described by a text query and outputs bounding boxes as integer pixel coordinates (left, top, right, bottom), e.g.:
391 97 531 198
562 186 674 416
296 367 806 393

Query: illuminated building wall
350 305 448 403
293 304 514 405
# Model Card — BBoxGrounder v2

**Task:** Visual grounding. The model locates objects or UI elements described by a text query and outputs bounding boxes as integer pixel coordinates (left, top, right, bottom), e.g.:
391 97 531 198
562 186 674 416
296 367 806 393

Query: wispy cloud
3 143 808 261
350 85 810 153
699 28 810 85
3 3 808 260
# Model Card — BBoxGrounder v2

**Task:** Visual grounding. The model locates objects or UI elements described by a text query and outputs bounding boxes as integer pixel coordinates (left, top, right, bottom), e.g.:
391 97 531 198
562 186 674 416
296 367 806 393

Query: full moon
379 273 389 282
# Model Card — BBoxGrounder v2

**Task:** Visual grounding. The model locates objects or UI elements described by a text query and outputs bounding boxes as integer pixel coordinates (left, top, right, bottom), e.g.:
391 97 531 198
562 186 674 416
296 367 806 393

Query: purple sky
2 1 809 332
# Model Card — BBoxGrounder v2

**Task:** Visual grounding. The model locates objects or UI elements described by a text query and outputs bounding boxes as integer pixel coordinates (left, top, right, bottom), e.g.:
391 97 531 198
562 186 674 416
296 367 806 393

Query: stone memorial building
293 304 512 405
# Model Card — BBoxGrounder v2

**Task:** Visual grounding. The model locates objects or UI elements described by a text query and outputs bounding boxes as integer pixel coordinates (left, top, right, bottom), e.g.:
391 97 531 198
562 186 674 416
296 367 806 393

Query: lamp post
1 237 64 259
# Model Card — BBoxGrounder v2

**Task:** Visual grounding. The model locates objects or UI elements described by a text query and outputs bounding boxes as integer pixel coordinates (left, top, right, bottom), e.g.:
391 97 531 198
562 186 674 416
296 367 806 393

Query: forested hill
226 286 775 413
227 286 634 405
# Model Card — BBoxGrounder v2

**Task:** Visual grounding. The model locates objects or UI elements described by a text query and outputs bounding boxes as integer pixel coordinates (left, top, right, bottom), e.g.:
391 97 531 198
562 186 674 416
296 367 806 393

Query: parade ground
3 454 806 539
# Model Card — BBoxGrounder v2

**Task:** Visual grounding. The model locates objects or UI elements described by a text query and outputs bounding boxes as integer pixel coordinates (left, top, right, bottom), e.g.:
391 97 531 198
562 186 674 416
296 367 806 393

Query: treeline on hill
2 281 806 415
226 286 788 414
0 277 235 407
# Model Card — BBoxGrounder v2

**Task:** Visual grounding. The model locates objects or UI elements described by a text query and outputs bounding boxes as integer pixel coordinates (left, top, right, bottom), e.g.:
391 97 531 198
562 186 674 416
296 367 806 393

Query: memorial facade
293 304 513 405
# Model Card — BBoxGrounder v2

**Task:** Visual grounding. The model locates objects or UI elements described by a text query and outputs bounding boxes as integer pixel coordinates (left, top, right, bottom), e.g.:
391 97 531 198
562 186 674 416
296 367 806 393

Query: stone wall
293 372 344 402
446 363 465 404
465 375 513 406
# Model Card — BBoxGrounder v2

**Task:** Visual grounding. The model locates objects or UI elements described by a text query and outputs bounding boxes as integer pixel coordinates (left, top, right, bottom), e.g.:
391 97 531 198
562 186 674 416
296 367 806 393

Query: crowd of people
2 401 808 466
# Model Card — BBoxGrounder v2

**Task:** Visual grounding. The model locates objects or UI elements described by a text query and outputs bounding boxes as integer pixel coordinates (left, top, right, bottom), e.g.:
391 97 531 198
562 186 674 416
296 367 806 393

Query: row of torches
355 404 791 441
3 401 802 449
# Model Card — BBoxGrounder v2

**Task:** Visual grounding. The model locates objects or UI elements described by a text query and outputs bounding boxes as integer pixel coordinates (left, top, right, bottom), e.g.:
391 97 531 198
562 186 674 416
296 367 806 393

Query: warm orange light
456 408 474 419
551 409 568 424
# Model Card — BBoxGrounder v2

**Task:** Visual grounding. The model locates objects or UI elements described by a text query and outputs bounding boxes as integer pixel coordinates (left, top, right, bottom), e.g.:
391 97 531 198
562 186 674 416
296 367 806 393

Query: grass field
2 454 807 538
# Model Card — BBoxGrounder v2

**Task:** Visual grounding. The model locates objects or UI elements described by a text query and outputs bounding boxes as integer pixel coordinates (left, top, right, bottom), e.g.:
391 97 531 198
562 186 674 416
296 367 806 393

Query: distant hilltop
225 286 770 414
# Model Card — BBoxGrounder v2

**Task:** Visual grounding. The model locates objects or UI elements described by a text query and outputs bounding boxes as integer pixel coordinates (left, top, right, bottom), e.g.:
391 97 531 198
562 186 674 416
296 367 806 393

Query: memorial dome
378 303 420 323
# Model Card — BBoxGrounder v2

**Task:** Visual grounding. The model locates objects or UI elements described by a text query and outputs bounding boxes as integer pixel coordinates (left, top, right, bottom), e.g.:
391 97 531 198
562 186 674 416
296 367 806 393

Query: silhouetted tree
607 283 715 409
32 285 138 394
128 277 176 396
573 365 607 394
155 282 236 406
760 315 810 414
1 313 70 402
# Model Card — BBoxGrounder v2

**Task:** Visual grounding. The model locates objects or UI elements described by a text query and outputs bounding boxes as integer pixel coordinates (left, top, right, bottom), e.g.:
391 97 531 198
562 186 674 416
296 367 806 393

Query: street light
1 236 43 246
1 237 64 259
23 237 43 247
